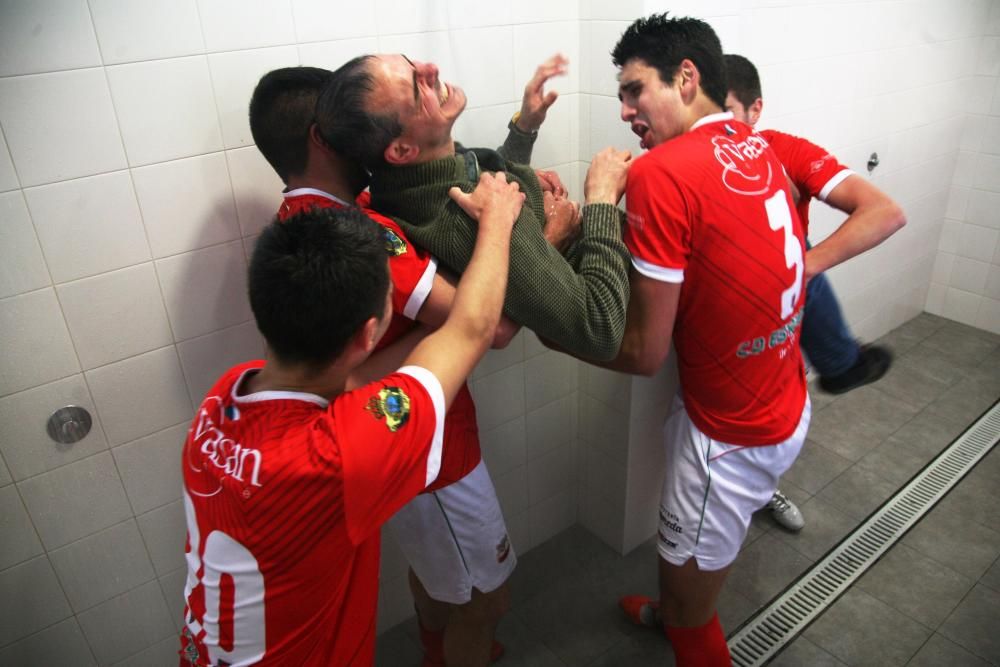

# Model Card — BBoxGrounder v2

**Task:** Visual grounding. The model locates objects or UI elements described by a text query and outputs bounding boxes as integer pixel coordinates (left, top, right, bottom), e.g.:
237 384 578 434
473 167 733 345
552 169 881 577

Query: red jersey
180 360 445 666
277 189 481 490
758 129 853 237
624 112 807 445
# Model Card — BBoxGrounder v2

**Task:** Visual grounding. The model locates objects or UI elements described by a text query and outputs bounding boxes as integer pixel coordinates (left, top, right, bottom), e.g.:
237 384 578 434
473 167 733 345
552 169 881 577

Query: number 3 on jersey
184 492 266 666
764 191 804 319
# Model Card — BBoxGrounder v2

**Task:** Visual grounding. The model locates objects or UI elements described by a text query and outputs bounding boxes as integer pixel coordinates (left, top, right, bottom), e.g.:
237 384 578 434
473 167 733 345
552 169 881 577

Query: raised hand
515 54 569 133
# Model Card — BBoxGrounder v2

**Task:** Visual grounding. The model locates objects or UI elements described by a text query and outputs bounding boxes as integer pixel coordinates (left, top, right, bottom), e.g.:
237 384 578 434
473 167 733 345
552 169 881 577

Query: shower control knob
46 406 93 445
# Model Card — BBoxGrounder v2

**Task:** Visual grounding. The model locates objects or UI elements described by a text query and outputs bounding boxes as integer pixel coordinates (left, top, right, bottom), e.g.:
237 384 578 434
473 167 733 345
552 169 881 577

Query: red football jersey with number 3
624 112 808 445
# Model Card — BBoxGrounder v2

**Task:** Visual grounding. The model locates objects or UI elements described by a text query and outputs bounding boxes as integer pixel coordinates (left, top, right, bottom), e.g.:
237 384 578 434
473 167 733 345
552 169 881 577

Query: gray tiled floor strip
728 399 1000 666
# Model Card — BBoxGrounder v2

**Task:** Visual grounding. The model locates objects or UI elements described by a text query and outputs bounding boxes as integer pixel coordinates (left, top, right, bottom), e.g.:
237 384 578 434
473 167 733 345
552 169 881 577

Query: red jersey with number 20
758 129 853 237
277 189 482 490
624 112 807 445
180 360 445 666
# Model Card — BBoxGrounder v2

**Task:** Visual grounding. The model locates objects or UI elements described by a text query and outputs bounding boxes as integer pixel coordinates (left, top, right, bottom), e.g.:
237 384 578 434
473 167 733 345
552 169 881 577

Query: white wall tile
0 132 18 192
177 321 264 402
579 394 629 464
479 416 527 478
529 487 576 546
586 21 631 97
956 223 1000 262
588 94 642 156
586 0 644 20
0 288 79 397
976 296 1000 334
132 153 240 258
0 618 95 667
977 36 1000 76
18 451 132 550
156 241 251 341
580 363 631 413
451 102 518 156
512 0 579 23
375 0 449 35
925 281 947 314
513 23 580 98
86 347 192 446
291 0 377 42
57 264 173 370
0 375 108 481
136 500 186 576
943 286 983 326
107 56 223 167
77 580 175 666
946 185 971 220
24 171 150 283
975 153 1000 190
0 69 127 187
0 458 11 487
0 0 100 77
297 37 379 70
113 423 187 515
469 363 525 431
492 464 528 519
524 351 578 411
197 0 296 52
950 256 990 292
526 394 576 459
0 556 73 646
90 0 205 65
445 0 514 28
49 520 156 612
209 46 300 149
0 484 43 570
0 191 48 299
450 28 516 107
931 251 956 285
527 441 574 503
226 147 286 237
530 98 579 169
986 265 1000 300
966 189 1000 229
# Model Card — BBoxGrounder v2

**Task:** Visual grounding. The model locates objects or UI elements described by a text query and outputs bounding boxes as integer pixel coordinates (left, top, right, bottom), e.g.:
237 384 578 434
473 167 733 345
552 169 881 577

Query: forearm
503 203 630 361
449 214 513 349
497 125 537 165
806 201 905 276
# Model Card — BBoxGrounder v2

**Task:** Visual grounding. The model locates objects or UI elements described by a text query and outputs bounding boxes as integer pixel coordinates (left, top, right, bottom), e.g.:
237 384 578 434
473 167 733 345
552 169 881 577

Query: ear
748 98 763 125
677 58 700 102
384 138 419 166
358 316 381 355
308 123 329 151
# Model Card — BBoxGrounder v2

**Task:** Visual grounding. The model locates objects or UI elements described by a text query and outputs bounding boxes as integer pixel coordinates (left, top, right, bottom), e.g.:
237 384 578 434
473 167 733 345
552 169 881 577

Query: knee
459 584 510 625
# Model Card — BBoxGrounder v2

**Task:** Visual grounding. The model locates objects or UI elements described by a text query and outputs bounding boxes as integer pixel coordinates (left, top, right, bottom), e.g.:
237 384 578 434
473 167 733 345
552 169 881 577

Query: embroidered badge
366 387 411 432
383 228 408 256
496 535 511 563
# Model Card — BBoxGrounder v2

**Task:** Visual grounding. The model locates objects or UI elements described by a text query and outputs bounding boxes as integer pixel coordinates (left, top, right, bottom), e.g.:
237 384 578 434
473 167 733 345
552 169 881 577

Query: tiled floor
376 313 1000 666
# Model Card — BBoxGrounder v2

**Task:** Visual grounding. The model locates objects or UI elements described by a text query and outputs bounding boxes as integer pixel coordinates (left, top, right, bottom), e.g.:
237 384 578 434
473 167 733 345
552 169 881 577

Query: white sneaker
767 490 804 531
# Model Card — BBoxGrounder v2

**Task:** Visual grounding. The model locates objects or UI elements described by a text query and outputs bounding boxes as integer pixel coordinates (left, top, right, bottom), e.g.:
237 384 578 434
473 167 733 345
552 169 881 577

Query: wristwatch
509 111 539 138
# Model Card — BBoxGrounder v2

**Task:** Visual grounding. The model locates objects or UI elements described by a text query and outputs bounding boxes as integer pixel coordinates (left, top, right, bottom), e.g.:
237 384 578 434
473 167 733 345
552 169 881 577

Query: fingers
529 53 569 90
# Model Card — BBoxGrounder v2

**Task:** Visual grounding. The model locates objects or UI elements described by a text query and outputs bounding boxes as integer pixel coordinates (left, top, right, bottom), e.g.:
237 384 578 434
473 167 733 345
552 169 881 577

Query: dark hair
724 54 761 108
316 55 403 170
248 207 390 369
249 67 332 183
612 13 727 109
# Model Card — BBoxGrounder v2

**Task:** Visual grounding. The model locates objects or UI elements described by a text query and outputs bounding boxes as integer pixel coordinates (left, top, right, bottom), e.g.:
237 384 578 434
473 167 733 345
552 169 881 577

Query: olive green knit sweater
369 142 630 361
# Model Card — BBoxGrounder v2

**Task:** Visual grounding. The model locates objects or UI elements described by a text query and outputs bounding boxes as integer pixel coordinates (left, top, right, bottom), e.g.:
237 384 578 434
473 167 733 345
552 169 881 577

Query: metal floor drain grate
727 399 1000 666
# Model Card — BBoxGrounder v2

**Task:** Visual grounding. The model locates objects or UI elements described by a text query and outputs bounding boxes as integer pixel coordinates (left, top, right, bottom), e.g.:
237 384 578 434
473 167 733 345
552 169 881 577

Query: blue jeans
800 271 860 377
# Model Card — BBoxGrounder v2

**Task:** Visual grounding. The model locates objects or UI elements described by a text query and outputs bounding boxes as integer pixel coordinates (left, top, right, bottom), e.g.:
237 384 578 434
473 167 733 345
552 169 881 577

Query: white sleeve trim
402 257 438 320
631 256 685 283
818 169 854 201
397 365 445 487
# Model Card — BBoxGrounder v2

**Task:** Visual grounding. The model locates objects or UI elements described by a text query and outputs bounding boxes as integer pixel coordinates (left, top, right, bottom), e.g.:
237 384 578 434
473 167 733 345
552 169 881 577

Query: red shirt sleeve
623 156 691 283
336 366 445 545
364 209 438 319
760 129 852 201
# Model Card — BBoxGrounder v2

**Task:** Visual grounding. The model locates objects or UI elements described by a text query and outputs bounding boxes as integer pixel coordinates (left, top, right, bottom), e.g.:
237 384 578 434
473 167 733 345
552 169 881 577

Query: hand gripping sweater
369 135 630 361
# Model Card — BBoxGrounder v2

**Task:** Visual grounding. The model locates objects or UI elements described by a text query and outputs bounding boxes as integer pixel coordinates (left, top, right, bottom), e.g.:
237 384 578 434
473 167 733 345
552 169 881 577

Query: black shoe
818 345 893 395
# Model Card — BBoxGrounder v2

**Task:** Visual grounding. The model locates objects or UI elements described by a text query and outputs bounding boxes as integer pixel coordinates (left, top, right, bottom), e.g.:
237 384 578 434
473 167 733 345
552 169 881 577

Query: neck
286 173 357 202
412 137 457 165
245 357 347 400
684 95 725 133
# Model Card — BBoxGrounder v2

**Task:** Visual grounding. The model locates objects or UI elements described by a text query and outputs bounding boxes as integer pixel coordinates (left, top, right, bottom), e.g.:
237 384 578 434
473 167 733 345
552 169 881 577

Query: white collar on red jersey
230 367 329 408
691 111 735 132
282 187 352 209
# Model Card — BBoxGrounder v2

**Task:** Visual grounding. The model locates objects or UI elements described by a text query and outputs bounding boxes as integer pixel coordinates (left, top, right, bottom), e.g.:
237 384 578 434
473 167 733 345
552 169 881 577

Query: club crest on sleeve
383 228 408 256
366 387 411 432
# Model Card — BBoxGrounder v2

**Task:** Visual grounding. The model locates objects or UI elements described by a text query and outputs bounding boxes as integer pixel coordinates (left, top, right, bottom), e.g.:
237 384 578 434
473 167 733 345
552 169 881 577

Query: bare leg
443 584 509 667
410 567 450 632
658 556 729 627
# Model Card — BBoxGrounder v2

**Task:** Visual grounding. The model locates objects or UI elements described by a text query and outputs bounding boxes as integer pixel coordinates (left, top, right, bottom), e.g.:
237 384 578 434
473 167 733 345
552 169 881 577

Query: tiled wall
927 5 1000 333
1 0 997 663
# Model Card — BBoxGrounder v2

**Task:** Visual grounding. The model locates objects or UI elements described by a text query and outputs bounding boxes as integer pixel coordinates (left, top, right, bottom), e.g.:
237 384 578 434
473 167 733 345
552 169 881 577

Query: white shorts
657 395 811 571
386 460 516 604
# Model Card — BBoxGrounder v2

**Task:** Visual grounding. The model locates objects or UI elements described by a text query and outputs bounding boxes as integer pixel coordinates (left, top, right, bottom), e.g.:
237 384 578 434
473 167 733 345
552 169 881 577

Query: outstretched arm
415 270 521 348
403 173 523 406
498 54 569 164
805 175 906 279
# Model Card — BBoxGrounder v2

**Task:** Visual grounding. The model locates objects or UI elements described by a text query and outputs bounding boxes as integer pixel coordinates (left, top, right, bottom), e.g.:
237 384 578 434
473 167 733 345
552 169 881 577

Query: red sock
664 612 730 667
